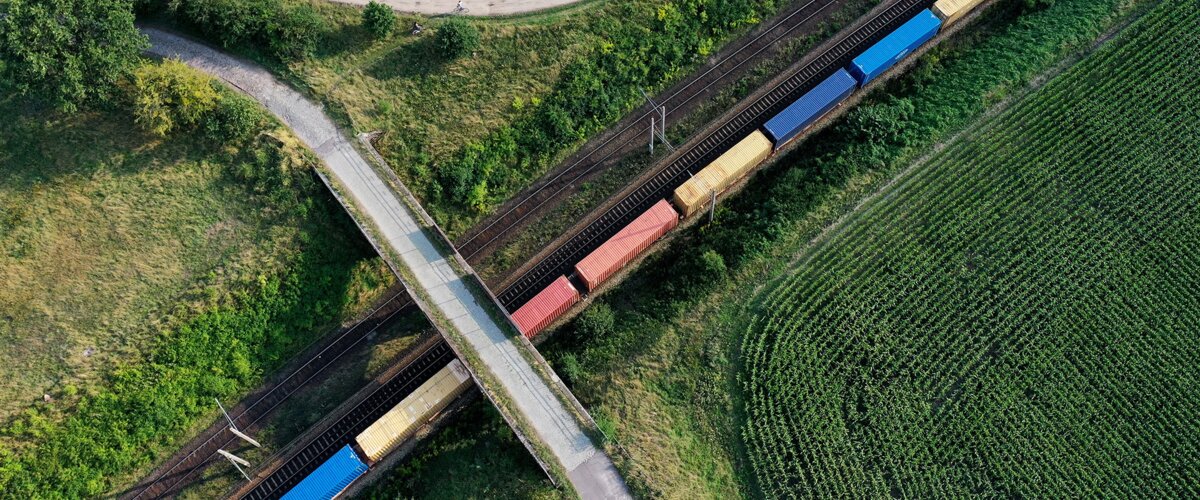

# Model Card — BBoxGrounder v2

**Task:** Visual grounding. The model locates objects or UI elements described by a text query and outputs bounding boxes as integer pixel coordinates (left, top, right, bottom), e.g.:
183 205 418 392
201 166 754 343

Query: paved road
143 28 629 499
329 0 583 16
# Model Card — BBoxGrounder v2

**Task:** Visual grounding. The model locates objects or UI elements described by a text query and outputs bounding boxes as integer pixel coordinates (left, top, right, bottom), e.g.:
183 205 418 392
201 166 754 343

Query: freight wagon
673 131 773 217
848 9 942 84
280 445 367 500
355 359 473 462
934 0 985 25
512 276 581 337
507 1 988 336
763 69 858 148
575 200 680 291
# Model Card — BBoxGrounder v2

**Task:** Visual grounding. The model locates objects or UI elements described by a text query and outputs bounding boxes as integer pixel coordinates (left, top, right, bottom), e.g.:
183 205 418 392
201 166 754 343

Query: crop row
741 1 1200 497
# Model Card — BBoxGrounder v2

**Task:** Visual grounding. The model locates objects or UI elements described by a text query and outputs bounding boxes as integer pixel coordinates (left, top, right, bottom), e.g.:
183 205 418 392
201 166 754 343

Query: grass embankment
150 0 804 236
0 73 396 495
743 0 1198 495
362 0 1155 496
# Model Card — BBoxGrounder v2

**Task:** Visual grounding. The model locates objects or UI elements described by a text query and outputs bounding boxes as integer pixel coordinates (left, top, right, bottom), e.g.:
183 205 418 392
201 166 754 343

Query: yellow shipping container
355 359 472 462
672 131 773 217
933 0 985 25
673 168 723 218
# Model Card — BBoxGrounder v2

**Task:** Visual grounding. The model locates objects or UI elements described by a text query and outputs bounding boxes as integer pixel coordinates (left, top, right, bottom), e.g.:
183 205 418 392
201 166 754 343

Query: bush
362 1 396 39
268 4 324 60
435 18 480 58
204 89 268 143
164 0 324 62
131 58 219 136
575 302 615 338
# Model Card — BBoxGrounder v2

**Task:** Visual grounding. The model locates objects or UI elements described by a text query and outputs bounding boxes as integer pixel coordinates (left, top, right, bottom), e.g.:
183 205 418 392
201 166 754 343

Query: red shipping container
511 276 580 338
575 199 679 291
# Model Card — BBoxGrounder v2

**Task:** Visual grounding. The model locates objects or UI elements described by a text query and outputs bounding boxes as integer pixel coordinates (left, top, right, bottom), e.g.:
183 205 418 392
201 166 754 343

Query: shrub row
129 58 268 141
139 0 324 61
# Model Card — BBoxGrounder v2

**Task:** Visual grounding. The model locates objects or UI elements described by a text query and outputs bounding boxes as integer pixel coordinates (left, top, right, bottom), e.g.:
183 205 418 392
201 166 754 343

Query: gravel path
143 27 628 499
329 0 583 16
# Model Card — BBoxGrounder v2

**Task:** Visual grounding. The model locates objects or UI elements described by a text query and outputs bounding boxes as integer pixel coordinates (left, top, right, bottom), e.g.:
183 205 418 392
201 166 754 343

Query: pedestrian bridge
145 28 630 500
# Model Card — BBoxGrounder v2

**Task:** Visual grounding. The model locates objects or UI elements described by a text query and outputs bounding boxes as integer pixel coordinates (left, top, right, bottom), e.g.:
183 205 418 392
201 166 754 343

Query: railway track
132 5 866 490
239 341 456 500
128 1 935 497
454 0 854 263
224 1 940 495
495 0 935 309
123 289 416 500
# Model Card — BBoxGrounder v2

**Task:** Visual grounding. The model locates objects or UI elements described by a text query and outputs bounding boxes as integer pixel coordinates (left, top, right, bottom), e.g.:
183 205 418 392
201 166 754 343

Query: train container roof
934 0 984 25
763 69 857 146
673 167 725 218
575 199 679 291
355 360 472 462
281 445 368 500
511 276 580 337
848 9 941 84
673 131 773 217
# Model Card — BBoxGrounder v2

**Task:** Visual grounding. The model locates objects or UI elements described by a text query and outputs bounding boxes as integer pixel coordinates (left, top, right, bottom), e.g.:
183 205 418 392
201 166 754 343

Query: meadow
0 71 394 495
742 0 1199 495
363 0 1158 496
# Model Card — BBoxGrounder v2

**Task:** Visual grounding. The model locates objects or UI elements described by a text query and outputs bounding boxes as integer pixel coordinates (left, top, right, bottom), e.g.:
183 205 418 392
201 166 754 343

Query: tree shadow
0 95 212 193
314 21 376 59
367 34 450 81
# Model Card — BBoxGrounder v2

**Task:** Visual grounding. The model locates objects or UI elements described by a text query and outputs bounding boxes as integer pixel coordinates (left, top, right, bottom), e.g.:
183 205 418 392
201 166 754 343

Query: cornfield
740 0 1200 496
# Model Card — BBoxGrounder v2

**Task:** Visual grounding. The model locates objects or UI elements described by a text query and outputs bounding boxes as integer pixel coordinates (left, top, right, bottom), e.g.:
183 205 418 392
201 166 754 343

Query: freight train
274 360 473 500
511 1 981 338
270 1 983 498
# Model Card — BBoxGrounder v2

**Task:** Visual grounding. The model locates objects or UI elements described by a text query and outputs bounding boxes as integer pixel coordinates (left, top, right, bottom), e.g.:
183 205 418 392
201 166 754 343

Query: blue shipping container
282 445 368 500
848 9 941 85
762 69 857 147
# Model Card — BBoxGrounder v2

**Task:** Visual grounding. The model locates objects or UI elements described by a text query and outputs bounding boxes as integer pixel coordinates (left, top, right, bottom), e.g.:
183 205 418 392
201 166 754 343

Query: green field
741 0 1199 495
0 70 395 495
0 97 318 419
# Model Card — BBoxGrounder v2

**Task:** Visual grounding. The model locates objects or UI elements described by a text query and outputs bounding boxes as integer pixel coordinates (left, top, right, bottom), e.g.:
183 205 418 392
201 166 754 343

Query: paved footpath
143 28 629 499
330 0 583 16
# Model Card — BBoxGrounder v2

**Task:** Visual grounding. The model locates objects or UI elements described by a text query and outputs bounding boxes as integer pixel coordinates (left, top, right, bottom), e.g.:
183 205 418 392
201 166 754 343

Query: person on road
454 1 466 12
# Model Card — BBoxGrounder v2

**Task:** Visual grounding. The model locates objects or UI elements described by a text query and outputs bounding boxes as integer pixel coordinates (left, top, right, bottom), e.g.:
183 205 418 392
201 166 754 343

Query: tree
362 1 396 39
435 18 480 59
268 4 324 60
132 59 219 136
0 0 147 113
